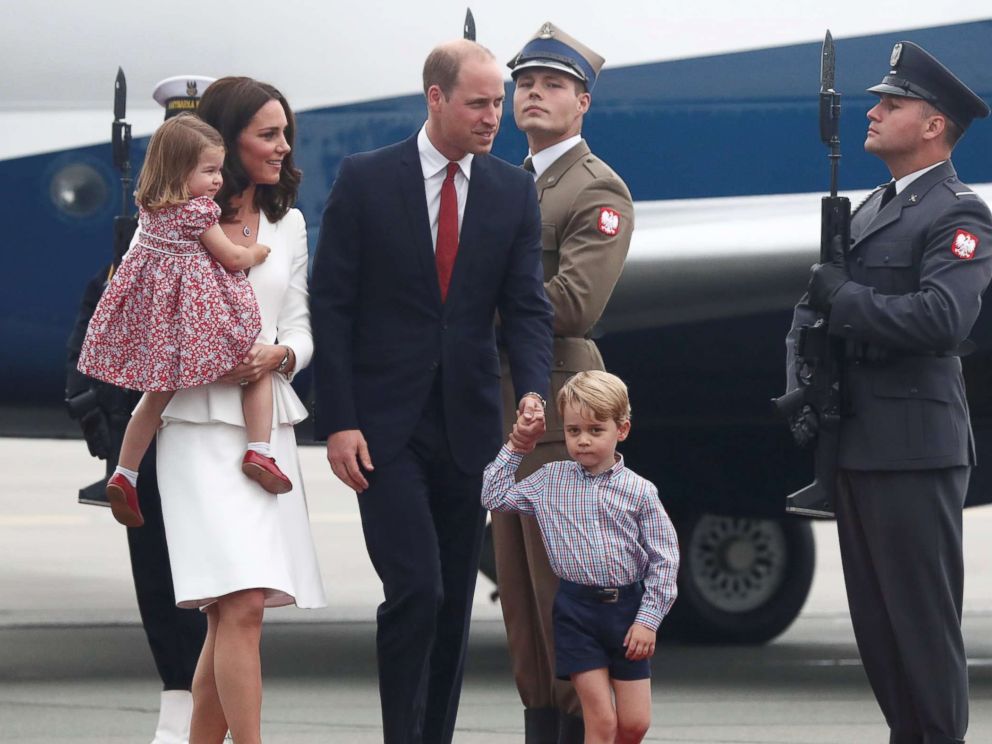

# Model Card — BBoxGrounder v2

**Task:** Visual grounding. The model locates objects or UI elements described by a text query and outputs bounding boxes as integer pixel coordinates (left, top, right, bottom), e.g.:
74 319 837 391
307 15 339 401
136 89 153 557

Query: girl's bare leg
189 604 229 744
242 375 273 445
118 391 174 471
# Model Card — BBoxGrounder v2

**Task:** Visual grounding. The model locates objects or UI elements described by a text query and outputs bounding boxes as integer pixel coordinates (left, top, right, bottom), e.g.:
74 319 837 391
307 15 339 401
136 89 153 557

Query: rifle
772 31 851 519
65 68 142 506
112 67 139 269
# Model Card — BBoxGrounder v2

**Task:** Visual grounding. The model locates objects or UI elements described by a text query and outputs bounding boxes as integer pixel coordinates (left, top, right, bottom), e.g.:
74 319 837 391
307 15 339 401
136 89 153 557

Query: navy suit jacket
311 133 553 473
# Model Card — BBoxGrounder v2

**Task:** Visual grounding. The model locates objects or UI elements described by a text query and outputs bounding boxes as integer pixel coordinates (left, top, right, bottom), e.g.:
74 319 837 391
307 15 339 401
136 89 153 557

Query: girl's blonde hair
557 370 632 425
134 113 224 210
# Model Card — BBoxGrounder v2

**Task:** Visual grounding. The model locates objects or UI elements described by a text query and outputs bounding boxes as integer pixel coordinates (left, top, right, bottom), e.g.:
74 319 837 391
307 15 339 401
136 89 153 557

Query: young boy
482 371 679 744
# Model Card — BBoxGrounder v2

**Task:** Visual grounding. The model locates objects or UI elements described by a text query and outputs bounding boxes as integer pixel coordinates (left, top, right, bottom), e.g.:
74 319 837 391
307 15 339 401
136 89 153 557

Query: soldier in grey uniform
65 75 214 744
787 42 992 744
495 23 634 744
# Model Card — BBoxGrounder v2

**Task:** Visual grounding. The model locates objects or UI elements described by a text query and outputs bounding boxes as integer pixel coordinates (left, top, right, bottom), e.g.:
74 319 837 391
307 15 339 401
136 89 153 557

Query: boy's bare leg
571 668 616 744
242 374 273 444
118 391 174 471
612 678 651 744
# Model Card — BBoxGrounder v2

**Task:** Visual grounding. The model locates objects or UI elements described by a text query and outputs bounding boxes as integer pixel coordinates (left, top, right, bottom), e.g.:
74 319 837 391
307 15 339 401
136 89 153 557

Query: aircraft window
49 163 108 218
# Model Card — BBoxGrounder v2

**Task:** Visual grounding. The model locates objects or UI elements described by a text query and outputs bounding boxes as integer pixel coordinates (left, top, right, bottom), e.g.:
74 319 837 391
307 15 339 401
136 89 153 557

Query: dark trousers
836 468 969 744
121 446 207 690
357 384 488 744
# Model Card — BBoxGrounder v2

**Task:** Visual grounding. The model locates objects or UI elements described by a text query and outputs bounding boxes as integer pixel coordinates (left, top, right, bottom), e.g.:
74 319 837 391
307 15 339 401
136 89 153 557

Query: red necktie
436 162 460 301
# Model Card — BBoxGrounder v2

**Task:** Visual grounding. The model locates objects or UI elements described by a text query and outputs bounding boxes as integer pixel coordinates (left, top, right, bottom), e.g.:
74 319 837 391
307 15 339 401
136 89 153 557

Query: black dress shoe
557 711 585 744
524 708 558 744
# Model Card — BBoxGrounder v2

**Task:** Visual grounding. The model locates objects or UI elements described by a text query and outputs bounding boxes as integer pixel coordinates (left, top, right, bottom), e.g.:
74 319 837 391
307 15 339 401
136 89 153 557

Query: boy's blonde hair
557 370 631 425
134 113 224 210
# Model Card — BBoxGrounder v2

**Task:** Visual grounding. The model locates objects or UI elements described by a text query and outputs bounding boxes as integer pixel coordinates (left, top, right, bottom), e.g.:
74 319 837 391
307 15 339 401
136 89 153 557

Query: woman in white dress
156 77 326 744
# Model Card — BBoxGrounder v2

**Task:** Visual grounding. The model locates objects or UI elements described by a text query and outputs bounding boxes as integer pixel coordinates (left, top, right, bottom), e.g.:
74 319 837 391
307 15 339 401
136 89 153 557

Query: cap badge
950 229 979 260
890 43 902 67
186 80 198 96
539 22 554 39
598 207 620 236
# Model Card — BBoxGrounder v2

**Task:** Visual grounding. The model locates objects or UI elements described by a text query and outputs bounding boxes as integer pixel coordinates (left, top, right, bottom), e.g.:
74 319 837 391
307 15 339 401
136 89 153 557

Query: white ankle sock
113 466 139 487
247 442 272 458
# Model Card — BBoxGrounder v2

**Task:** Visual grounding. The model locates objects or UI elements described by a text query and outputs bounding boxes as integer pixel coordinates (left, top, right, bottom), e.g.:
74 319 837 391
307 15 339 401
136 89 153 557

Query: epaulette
941 179 979 200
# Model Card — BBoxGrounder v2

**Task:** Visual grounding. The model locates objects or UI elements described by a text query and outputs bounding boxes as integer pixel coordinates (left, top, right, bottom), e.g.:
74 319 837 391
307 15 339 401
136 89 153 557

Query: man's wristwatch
521 392 547 410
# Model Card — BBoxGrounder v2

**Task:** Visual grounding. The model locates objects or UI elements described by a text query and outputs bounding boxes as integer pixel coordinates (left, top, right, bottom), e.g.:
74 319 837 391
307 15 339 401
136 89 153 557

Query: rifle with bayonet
112 67 139 267
65 68 141 505
772 31 851 519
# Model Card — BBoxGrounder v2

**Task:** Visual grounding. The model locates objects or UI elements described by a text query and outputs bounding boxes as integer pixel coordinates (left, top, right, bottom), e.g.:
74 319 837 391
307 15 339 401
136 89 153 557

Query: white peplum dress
156 208 326 610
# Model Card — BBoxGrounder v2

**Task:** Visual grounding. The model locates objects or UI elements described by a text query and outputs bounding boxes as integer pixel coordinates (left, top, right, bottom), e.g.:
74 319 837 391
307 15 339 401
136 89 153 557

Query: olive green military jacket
501 140 634 443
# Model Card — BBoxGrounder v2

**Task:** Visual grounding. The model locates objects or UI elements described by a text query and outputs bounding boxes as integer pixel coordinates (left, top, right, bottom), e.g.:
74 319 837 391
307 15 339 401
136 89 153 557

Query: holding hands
508 394 546 454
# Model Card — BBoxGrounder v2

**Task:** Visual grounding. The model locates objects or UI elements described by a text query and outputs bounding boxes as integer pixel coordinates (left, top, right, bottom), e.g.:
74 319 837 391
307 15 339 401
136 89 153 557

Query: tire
665 512 815 644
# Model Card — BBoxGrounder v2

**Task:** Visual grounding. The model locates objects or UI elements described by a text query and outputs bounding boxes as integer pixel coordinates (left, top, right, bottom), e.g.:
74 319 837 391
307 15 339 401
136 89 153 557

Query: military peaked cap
867 41 989 130
508 22 605 90
152 75 216 120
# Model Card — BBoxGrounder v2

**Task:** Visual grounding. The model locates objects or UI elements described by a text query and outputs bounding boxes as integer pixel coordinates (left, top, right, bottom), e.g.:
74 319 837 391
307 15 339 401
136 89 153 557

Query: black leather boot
557 712 585 744
524 708 559 744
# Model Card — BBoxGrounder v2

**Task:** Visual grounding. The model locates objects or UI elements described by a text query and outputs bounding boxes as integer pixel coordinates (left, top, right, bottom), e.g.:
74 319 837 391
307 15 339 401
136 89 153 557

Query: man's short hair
423 40 496 99
920 101 964 148
557 370 631 425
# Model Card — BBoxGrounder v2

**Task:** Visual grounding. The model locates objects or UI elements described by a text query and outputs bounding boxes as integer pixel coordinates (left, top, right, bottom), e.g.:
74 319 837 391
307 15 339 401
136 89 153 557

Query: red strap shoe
241 450 293 495
106 473 144 528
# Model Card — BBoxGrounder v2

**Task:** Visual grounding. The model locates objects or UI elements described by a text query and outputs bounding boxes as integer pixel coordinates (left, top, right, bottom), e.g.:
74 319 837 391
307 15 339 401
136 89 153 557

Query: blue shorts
553 579 651 681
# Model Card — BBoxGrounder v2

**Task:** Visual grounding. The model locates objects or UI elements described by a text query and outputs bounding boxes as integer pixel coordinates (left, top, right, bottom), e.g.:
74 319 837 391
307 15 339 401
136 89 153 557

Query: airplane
4 0 992 644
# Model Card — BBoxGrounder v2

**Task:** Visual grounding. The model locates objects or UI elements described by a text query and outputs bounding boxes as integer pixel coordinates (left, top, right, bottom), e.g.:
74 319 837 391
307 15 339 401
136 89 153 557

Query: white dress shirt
894 160 946 194
418 124 473 251
528 134 583 181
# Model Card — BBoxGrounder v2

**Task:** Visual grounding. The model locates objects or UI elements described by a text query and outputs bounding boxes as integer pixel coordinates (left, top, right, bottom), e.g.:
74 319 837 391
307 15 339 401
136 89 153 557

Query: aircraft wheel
666 512 814 644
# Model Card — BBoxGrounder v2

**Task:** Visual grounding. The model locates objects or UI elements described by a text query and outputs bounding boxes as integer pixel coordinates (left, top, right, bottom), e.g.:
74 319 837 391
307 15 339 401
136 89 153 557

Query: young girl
78 113 293 528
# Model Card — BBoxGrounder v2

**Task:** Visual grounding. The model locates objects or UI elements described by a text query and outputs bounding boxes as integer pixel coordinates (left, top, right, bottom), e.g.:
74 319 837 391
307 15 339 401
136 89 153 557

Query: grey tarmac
1 438 990 743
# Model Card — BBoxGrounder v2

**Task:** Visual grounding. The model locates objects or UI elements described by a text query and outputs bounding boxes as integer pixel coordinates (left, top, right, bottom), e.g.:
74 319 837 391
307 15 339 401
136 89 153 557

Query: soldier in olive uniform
788 42 992 744
495 23 634 744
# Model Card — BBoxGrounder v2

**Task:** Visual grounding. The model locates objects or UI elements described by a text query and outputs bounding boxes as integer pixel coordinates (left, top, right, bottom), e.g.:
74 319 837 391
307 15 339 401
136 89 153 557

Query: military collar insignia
909 193 918 203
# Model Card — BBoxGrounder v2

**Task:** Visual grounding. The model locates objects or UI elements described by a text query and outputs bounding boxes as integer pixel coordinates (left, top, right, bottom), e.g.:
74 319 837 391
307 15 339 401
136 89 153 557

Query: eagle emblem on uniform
950 229 979 259
598 207 620 236
187 80 198 96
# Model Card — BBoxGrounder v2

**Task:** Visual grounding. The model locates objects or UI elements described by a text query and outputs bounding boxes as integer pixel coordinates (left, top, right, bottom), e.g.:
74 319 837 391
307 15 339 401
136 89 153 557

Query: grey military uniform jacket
501 141 634 442
788 160 992 470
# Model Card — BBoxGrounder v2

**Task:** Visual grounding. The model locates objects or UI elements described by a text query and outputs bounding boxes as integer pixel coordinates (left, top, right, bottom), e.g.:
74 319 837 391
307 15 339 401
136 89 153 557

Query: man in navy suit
311 39 553 744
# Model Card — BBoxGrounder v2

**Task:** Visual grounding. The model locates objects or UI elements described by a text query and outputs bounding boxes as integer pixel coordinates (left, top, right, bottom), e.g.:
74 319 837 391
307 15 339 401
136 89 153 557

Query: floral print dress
78 197 261 391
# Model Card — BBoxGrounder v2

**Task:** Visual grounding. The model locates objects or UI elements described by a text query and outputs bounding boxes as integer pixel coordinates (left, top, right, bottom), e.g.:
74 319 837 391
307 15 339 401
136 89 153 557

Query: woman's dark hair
196 76 302 222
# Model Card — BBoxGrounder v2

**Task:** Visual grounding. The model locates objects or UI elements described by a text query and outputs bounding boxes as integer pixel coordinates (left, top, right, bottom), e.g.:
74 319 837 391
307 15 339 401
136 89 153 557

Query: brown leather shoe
241 450 293 494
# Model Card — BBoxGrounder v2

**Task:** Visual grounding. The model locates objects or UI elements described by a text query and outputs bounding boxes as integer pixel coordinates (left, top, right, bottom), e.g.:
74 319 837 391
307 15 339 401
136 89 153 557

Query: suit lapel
535 141 590 203
854 161 955 246
397 135 443 303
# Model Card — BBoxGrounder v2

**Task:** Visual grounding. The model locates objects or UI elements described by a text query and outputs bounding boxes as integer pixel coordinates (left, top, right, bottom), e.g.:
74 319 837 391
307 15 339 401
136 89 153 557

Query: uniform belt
844 341 970 364
559 579 644 604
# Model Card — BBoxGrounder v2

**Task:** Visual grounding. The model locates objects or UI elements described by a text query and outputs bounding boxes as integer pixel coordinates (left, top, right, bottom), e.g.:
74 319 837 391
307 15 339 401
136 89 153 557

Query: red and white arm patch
950 229 979 259
597 207 621 236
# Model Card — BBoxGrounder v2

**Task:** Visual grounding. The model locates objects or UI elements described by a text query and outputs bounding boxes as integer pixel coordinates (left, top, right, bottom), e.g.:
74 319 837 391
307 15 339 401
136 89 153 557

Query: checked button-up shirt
482 444 679 630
